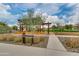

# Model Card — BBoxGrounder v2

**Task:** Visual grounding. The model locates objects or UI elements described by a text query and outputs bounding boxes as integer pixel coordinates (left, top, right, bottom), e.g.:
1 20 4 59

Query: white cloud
23 3 63 15
24 3 38 8
45 15 65 26
0 4 11 19
68 4 79 25
0 4 19 25
0 4 11 10
36 4 61 15
0 4 11 17
17 3 38 9
34 10 65 27
66 4 76 7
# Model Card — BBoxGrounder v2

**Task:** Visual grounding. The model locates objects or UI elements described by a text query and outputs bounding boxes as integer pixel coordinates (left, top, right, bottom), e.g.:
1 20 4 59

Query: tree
20 9 44 32
64 24 73 30
0 22 7 26
27 9 34 18
52 25 57 29
32 16 44 32
12 26 18 30
0 22 11 33
75 24 79 30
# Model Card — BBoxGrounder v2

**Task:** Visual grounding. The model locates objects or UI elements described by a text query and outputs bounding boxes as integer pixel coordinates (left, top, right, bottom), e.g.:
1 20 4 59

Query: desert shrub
6 35 16 41
0 34 16 41
0 34 7 41
26 37 32 43
33 37 41 43
40 37 45 42
33 37 47 43
13 37 22 43
65 38 79 48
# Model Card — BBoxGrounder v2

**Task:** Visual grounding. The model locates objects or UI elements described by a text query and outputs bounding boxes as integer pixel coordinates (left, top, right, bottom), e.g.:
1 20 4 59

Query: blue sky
0 3 79 26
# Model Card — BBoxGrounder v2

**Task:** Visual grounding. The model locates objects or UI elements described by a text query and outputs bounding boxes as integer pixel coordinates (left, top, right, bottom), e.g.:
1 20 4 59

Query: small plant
0 34 16 41
65 38 79 48
26 37 32 43
0 34 7 41
33 37 41 44
40 37 45 42
14 37 22 43
6 35 16 41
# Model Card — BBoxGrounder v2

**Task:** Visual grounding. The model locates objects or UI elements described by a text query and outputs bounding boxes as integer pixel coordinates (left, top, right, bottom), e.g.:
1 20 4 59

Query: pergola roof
42 22 51 25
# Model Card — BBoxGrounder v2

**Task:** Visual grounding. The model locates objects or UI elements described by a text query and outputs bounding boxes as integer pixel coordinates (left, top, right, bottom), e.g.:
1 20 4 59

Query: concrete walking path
47 34 66 51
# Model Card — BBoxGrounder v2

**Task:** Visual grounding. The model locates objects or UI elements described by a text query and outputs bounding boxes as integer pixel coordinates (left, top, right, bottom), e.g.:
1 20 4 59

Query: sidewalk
0 43 79 56
47 35 66 51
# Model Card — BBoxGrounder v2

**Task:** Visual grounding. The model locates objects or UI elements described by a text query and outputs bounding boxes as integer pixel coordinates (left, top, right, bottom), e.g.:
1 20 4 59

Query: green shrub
33 37 41 43
13 37 22 43
26 37 32 43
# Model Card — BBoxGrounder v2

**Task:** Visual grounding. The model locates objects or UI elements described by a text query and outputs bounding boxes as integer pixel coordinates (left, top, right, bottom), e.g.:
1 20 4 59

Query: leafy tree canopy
0 22 7 26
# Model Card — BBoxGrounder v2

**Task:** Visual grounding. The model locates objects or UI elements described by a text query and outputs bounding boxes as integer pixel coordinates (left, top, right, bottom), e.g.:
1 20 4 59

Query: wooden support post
31 35 34 46
48 22 50 34
42 22 51 35
22 32 26 44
